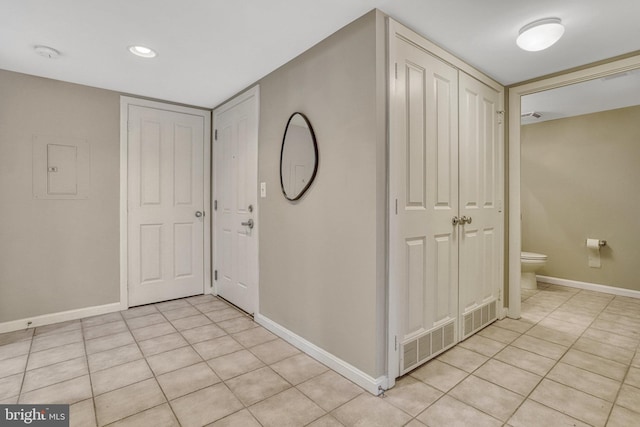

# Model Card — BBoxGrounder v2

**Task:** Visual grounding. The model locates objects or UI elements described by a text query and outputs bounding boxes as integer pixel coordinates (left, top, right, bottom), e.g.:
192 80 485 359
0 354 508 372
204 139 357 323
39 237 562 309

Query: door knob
241 219 254 229
452 216 461 226
195 211 203 218
461 216 472 225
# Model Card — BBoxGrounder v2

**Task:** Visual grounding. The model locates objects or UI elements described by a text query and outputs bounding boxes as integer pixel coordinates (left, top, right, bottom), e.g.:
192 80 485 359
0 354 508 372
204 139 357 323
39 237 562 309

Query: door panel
128 106 205 306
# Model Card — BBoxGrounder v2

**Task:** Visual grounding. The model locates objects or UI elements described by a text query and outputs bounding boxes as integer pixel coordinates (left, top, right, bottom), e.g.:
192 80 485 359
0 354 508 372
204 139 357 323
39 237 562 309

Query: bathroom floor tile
156 362 220 400
180 323 226 344
416 395 502 427
205 308 245 323
546 362 621 402
125 313 167 330
571 336 634 365
138 333 188 357
207 349 264 380
409 359 468 392
107 403 178 427
26 341 85 370
458 335 506 357
616 384 640 413
607 405 640 427
248 388 325 427
170 383 243 427
332 393 411 427
561 348 628 381
270 353 328 385
87 342 142 373
248 338 300 365
297 370 363 412
494 346 557 376
0 329 33 346
225 366 290 406
0 373 23 400
477 324 521 344
231 327 276 348
216 316 258 334
193 336 243 360
22 356 88 393
449 375 524 421
170 314 212 331
474 359 542 396
383 376 442 416
91 359 153 396
94 378 166 426
0 340 31 362
146 346 202 376
19 375 92 405
206 409 261 427
69 398 96 427
85 331 135 355
507 399 590 427
511 334 568 360
131 322 176 342
437 346 488 373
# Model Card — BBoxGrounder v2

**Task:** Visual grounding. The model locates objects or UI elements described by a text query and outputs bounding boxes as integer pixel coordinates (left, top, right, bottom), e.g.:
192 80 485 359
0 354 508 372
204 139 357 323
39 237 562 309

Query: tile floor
0 283 639 426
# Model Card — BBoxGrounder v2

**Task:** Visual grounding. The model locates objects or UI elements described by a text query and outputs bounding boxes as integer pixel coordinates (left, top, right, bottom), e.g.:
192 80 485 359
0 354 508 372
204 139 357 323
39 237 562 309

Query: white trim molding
0 302 124 334
255 313 387 395
538 275 640 299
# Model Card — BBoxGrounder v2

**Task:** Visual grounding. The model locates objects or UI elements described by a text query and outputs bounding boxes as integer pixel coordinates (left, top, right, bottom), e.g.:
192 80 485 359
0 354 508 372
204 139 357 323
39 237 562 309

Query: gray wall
0 69 120 322
257 10 387 378
521 105 640 291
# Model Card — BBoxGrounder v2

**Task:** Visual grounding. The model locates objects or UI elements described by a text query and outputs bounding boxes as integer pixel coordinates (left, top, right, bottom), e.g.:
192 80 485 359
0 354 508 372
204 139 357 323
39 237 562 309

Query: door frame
119 96 212 309
211 85 260 311
506 53 640 319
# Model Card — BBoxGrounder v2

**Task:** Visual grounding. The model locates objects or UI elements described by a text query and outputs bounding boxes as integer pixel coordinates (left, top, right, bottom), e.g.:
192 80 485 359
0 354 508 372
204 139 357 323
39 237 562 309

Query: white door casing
213 86 259 315
125 101 209 306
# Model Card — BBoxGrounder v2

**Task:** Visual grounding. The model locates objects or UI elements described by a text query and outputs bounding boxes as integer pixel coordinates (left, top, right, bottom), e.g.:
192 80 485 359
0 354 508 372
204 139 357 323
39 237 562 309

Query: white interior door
458 72 503 339
128 105 206 306
390 37 460 375
213 87 259 315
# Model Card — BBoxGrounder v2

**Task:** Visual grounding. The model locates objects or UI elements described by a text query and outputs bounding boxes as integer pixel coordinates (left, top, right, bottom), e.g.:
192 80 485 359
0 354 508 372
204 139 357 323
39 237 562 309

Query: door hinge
214 129 218 140
394 62 398 79
497 110 504 125
214 200 217 211
394 335 398 351
214 270 218 281
395 199 398 215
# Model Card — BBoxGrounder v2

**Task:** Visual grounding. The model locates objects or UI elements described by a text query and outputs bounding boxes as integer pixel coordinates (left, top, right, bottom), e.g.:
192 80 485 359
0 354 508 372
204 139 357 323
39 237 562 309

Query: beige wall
521 105 640 291
0 69 121 322
257 10 387 377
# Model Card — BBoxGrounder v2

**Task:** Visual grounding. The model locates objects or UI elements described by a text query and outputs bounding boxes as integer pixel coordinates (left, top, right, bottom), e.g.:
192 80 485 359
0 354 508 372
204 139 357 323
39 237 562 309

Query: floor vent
462 300 497 340
402 320 456 374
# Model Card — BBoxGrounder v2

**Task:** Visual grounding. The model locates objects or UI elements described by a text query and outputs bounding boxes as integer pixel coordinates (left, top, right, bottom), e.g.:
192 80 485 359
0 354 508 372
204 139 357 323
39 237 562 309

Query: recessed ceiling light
517 18 565 52
128 45 157 58
34 45 60 59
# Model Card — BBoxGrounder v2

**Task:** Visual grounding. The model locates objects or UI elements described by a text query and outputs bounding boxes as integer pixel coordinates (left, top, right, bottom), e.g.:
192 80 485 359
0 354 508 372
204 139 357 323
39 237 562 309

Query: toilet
521 252 548 290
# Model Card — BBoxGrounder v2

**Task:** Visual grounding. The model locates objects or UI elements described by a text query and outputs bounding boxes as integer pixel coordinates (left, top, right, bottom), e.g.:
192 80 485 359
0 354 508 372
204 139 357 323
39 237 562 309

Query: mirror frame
507 53 640 319
279 112 319 201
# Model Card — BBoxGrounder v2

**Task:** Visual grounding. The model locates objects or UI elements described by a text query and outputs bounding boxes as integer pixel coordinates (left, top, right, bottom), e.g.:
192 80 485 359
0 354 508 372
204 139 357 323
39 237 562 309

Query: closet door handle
452 216 461 226
461 216 472 225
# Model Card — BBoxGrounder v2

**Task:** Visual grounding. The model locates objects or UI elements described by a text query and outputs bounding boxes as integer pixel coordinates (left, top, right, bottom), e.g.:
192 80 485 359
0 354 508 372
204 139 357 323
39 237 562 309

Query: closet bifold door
390 34 460 376
457 73 501 340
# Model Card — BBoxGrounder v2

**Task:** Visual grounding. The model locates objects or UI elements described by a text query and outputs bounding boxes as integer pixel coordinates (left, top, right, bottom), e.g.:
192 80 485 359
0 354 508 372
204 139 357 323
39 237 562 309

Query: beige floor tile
0 373 23 400
87 343 142 373
85 332 135 355
493 319 534 335
547 362 621 402
249 387 325 427
108 403 178 427
170 314 212 331
232 327 277 348
511 334 568 360
607 405 640 427
297 370 363 412
193 336 243 360
409 359 468 392
162 306 200 321
507 399 590 427
20 375 92 405
0 354 27 379
82 312 123 328
91 359 153 396
0 340 31 361
592 318 640 340
416 395 502 427
530 379 611 427
83 320 128 340
125 313 167 330
383 376 441 416
437 346 488 373
138 333 188 357
31 329 83 352
70 398 96 427
633 351 640 367
474 359 542 396
226 366 290 406
94 378 165 426
0 329 33 346
131 322 176 342
22 356 88 393
477 324 521 344
180 323 227 344
207 349 264 380
120 304 158 320
194 300 231 314
547 309 597 327
185 294 216 305
582 327 638 350
27 341 85 370
616 384 640 413
332 393 411 427
170 383 243 427
306 414 345 427
449 375 524 421
205 308 245 323
157 362 220 400
526 324 580 347
572 336 634 365
625 366 640 388
270 353 328 385
249 338 300 365
35 320 81 337
206 409 261 427
494 346 557 376
217 316 258 334
146 346 202 376
561 349 628 381
155 299 191 312
458 335 506 357
598 311 640 328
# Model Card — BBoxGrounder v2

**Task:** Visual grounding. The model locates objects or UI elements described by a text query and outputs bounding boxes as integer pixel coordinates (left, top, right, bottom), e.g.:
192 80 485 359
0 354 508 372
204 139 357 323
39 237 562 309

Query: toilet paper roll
586 238 601 268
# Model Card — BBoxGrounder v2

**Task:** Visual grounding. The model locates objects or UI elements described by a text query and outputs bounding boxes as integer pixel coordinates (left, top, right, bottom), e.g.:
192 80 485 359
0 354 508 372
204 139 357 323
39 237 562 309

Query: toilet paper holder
586 239 607 247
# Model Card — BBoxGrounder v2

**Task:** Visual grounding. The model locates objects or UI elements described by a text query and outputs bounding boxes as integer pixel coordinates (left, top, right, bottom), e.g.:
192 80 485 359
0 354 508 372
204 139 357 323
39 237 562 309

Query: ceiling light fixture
34 45 60 59
128 45 157 58
517 18 565 52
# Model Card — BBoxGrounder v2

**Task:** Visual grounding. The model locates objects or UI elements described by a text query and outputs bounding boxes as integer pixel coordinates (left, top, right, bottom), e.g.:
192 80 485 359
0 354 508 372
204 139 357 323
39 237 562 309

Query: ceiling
1 0 639 108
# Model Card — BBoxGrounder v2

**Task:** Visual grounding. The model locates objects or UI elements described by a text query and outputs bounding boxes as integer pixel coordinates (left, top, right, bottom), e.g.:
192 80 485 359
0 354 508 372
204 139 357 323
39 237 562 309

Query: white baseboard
0 302 125 334
254 313 387 395
537 275 640 299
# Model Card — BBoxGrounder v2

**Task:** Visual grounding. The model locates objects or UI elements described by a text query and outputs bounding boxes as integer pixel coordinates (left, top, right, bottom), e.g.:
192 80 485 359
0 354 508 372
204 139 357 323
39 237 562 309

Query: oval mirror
280 112 318 201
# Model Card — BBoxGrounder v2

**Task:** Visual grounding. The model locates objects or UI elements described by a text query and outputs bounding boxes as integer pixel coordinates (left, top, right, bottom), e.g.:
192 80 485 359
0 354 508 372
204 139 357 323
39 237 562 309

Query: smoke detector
34 45 60 59
521 111 542 119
